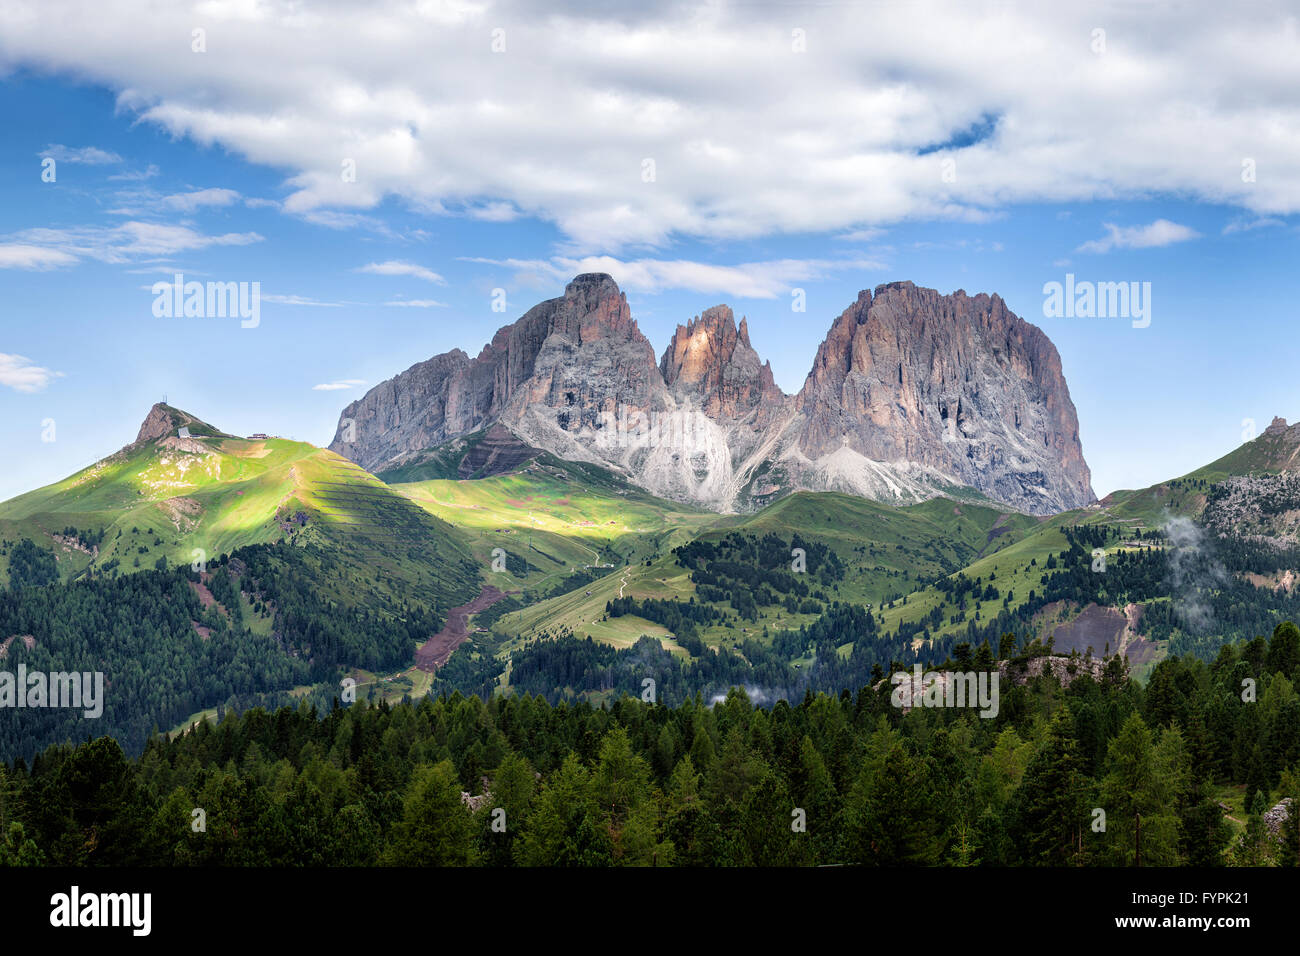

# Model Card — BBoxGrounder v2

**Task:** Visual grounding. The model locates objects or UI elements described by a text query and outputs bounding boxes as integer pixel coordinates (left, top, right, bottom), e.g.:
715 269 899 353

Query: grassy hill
476 488 1040 660
0 405 479 610
393 455 717 591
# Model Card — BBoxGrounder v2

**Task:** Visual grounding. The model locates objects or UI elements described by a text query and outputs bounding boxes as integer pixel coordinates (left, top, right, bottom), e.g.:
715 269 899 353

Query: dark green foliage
0 624 1294 867
6 539 58 588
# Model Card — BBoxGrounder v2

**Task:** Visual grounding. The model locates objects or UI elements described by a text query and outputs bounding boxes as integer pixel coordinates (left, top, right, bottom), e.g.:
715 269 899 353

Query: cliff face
660 306 786 422
332 274 1095 515
332 274 665 469
793 282 1093 514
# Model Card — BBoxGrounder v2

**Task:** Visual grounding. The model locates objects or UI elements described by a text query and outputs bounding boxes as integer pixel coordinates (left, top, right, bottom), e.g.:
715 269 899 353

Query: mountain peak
133 404 224 446
135 403 185 444
661 304 784 419
333 274 1094 515
797 282 1094 513
564 272 623 303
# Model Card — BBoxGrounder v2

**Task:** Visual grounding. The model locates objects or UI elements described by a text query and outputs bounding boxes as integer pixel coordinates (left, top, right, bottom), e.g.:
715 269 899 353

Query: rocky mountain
332 274 1095 515
790 282 1093 514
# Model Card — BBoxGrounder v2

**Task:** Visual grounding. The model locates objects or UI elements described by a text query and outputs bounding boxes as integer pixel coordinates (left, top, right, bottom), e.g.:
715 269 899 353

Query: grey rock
332 275 1095 515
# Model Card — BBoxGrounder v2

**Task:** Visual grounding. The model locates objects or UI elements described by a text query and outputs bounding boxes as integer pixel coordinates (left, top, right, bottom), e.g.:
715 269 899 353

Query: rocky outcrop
332 275 1096 515
456 424 542 479
132 404 225 448
793 282 1092 514
135 404 179 445
660 306 786 421
333 274 669 471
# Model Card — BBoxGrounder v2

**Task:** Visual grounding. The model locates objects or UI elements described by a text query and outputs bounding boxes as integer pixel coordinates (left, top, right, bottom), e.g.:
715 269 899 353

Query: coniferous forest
2 622 1297 867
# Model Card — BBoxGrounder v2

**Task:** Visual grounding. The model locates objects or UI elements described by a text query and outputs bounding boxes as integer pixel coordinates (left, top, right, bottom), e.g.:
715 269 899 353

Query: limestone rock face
793 281 1093 514
330 350 473 468
660 306 785 421
332 275 1096 515
135 404 180 445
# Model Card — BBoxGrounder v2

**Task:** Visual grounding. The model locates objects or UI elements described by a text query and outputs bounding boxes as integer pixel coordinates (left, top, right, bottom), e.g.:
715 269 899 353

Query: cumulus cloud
357 260 445 283
1076 219 1201 253
3 2 1299 250
0 353 62 392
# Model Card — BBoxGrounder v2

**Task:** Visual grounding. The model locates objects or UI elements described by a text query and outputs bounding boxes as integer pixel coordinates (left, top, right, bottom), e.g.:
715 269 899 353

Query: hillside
0 403 479 606
405 415 1300 701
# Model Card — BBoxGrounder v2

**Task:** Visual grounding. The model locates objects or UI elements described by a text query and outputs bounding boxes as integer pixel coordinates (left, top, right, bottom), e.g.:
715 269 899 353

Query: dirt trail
414 585 509 672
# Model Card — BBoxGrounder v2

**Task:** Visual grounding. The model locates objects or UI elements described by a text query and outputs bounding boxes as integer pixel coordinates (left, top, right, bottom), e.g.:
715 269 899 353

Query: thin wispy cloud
1222 216 1286 235
6 222 263 264
108 164 160 182
312 379 365 391
0 244 78 270
835 228 886 242
357 260 445 283
0 353 63 393
1076 219 1200 254
460 255 888 299
262 294 346 307
162 188 242 212
300 210 396 236
38 144 121 165
385 299 448 308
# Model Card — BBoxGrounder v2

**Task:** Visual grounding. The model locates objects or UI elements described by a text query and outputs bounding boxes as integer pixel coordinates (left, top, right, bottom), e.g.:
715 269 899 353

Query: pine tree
1009 708 1088 865
382 760 477 866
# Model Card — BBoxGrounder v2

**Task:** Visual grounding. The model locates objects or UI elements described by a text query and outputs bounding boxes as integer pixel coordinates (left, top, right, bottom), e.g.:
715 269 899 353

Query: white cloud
460 255 888 299
300 210 395 235
357 260 445 283
385 299 448 307
1222 216 1286 235
38 144 121 164
835 228 886 242
1076 219 1201 253
262 294 346 307
108 163 160 181
4 3 1300 250
5 222 262 264
0 244 78 269
312 379 366 391
162 188 242 212
467 201 520 222
0 353 62 392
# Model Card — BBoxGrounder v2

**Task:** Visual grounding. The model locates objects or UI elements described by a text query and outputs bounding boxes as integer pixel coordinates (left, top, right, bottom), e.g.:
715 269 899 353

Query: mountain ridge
331 274 1095 516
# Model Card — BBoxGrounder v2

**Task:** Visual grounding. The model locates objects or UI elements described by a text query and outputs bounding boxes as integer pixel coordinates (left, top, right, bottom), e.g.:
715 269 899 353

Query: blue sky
1 1 1298 504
